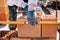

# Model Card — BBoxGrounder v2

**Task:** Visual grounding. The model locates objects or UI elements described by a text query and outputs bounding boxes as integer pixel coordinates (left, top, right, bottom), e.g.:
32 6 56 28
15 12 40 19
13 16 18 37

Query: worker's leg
27 11 37 26
24 6 37 26
8 5 17 30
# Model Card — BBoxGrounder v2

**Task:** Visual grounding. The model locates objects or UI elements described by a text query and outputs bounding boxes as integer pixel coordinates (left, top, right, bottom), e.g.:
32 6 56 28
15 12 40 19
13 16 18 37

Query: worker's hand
16 7 23 13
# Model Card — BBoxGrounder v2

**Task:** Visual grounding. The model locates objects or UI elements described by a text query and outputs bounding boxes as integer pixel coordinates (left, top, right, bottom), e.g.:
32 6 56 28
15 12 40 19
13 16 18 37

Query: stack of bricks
16 15 57 40
15 6 57 40
0 0 9 21
42 9 56 21
41 8 57 40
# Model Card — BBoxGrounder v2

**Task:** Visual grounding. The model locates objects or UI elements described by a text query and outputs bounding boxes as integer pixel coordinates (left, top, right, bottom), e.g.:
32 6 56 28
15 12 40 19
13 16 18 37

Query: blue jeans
8 5 17 30
23 6 37 26
8 5 17 21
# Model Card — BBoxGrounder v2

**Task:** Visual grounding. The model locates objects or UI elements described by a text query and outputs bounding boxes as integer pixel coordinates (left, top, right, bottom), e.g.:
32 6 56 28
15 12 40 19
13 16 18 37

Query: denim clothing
8 5 17 30
8 5 17 21
23 6 37 26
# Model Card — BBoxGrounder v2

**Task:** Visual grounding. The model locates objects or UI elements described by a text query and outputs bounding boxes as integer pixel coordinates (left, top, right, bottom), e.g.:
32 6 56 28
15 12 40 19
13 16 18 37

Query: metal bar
56 0 58 17
0 21 58 24
40 19 42 40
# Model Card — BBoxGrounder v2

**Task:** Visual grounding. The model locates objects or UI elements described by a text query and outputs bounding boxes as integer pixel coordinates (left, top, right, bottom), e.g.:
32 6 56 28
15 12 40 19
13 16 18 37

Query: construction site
0 0 60 40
